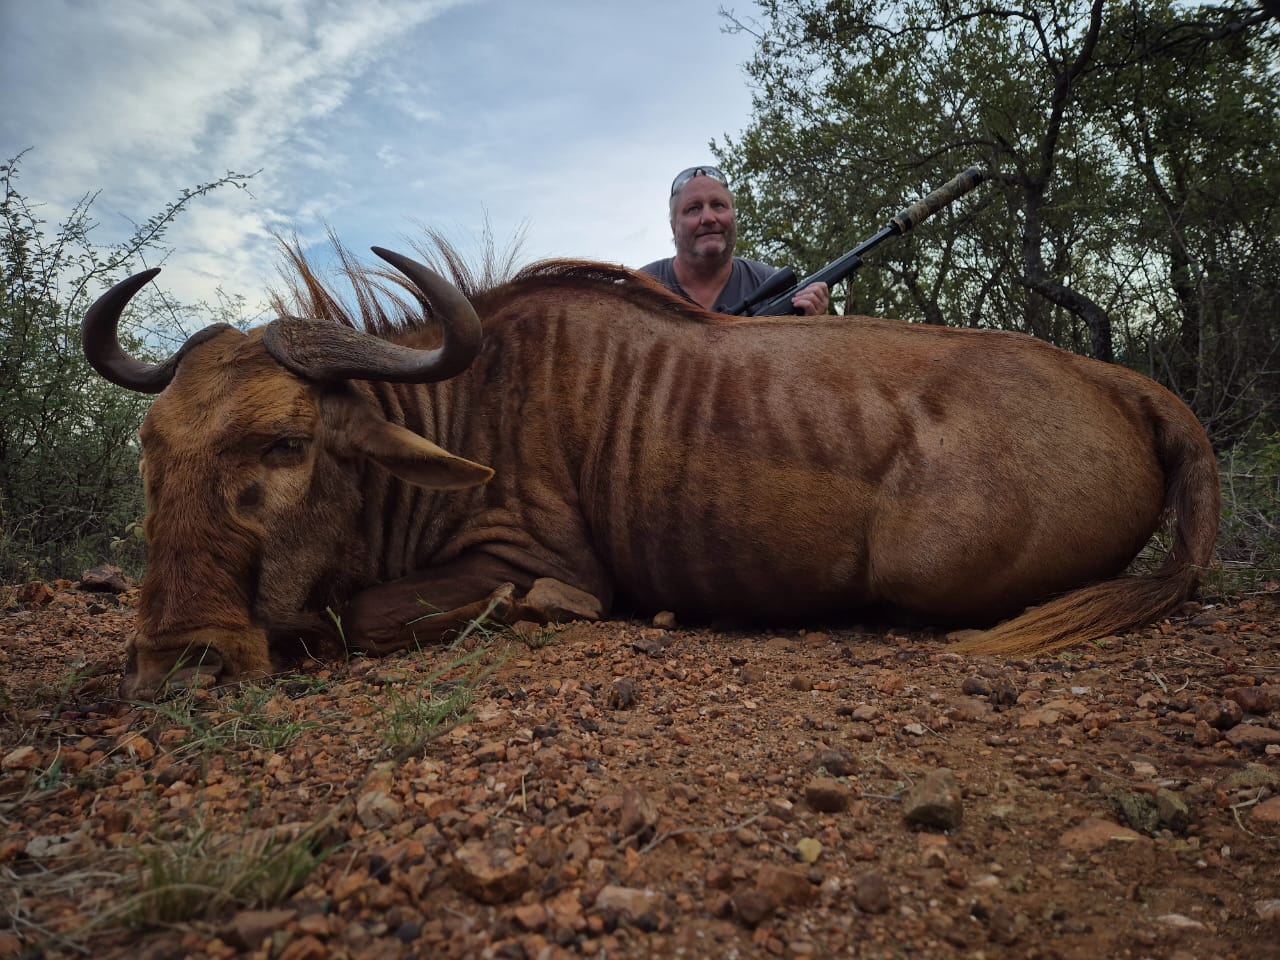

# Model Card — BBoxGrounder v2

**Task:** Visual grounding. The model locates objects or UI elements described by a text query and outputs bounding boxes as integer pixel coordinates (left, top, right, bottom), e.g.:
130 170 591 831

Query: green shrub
0 151 253 582
1215 431 1280 593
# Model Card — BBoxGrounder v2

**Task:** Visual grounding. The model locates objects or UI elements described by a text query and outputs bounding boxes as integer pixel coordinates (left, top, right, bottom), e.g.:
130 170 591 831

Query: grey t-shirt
638 257 782 314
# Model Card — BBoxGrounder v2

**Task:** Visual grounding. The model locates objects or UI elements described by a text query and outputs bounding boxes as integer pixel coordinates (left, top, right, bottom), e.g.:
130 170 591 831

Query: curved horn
262 247 482 384
82 269 233 393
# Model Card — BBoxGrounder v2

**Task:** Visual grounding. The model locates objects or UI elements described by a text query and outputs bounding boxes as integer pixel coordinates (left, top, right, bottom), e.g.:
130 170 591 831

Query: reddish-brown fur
89 250 1219 697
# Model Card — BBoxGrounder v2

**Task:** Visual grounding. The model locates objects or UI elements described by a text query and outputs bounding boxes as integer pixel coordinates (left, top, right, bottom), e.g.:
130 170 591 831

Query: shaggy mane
271 231 713 339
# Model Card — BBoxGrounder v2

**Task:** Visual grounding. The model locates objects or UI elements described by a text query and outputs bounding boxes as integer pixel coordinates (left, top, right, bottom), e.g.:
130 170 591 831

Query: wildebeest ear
327 393 494 490
365 424 495 490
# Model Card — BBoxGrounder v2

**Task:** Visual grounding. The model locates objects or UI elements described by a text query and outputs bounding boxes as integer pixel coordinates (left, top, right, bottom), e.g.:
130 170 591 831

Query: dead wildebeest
82 243 1219 697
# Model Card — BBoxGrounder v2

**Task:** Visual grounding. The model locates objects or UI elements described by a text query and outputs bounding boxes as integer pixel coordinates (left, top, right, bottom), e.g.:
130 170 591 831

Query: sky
1 0 764 316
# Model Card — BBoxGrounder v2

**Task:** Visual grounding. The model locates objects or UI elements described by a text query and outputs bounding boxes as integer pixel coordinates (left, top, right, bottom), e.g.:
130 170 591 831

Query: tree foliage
0 151 254 581
717 0 1280 442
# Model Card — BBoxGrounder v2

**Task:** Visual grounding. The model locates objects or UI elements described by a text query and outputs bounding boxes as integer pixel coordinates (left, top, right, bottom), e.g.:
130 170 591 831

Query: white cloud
2 0 760 307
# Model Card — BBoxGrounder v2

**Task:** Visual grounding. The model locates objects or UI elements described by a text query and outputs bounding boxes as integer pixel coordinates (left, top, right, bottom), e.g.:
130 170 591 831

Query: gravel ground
2 574 1278 959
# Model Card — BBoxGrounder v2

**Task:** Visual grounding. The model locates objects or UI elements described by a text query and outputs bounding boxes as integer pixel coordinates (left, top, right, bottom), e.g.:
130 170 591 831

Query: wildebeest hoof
119 645 226 701
525 578 604 622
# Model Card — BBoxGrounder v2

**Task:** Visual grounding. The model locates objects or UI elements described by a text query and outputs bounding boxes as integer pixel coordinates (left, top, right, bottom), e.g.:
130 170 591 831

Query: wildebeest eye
263 436 310 466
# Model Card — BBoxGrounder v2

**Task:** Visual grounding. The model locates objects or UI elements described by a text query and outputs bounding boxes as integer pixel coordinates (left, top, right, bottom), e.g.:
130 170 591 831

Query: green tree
0 151 255 581
716 0 1279 439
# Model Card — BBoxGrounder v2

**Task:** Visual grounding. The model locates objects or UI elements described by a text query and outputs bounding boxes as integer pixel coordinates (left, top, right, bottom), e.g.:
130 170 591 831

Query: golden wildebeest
83 245 1219 697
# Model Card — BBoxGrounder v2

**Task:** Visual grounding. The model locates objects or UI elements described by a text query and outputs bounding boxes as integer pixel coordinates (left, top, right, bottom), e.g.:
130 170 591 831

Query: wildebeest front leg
341 561 605 655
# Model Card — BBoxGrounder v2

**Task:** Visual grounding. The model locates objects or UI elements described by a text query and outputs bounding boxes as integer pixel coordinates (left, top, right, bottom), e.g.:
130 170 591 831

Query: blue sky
2 0 763 313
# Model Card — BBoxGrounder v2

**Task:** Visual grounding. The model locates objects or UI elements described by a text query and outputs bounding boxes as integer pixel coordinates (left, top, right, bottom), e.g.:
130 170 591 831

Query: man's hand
791 281 830 316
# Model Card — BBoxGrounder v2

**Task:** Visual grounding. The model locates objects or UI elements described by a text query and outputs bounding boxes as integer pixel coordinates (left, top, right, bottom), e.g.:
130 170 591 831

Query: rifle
725 166 987 317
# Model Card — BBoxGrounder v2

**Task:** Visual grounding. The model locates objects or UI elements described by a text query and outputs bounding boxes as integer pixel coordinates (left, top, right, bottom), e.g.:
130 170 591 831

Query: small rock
1113 790 1160 835
594 884 662 921
903 768 963 830
852 870 891 914
450 842 532 903
2 746 39 772
608 678 638 710
731 889 775 927
619 788 660 842
17 581 54 605
756 864 815 905
790 675 814 691
1156 913 1205 930
986 905 1026 946
629 636 665 657
25 832 85 860
813 748 858 777
513 903 548 931
526 577 603 620
1196 699 1243 730
1154 788 1191 832
990 679 1019 707
765 797 796 821
1224 725 1280 752
77 564 130 593
1249 796 1280 829
961 676 992 696
356 789 402 829
116 732 156 762
1228 686 1275 716
804 777 851 813
1059 817 1145 852
795 837 823 864
1193 720 1219 747
224 909 297 950
1256 899 1280 923
705 863 734 890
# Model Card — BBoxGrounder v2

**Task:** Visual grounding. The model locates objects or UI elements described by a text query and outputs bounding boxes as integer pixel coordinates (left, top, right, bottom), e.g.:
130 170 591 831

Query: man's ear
326 392 494 490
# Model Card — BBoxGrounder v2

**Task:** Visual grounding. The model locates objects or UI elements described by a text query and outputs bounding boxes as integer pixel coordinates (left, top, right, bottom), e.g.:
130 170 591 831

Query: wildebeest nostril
237 483 264 510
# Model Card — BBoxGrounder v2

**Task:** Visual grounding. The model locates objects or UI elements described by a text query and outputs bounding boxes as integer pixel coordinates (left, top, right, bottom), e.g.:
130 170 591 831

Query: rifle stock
730 166 986 317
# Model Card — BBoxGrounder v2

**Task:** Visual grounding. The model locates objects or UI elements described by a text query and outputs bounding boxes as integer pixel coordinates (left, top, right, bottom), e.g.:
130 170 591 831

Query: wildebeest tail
953 396 1220 657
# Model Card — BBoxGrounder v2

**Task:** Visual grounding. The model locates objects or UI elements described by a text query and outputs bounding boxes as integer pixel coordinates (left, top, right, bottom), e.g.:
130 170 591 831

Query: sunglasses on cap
670 165 728 196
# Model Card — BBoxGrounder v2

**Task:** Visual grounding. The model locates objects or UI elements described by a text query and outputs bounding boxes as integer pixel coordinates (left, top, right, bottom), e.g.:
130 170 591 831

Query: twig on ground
636 812 763 855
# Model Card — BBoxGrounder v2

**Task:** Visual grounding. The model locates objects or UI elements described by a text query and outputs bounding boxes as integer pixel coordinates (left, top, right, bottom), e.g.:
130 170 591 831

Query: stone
903 768 963 830
356 790 402 829
796 837 823 864
1059 817 1145 852
77 564 130 593
450 842 532 904
594 884 662 921
852 870 891 914
1249 796 1280 829
1228 686 1275 715
224 909 297 950
525 577 603 621
2 746 39 772
618 788 659 842
804 777 851 813
756 864 815 906
608 678 638 710
1255 899 1280 923
731 889 775 927
1224 725 1280 752
813 747 858 777
1196 699 1243 730
1154 788 1191 832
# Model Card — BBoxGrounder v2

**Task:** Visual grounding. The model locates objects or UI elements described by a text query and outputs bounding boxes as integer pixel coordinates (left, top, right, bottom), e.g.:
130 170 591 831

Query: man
639 165 829 316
